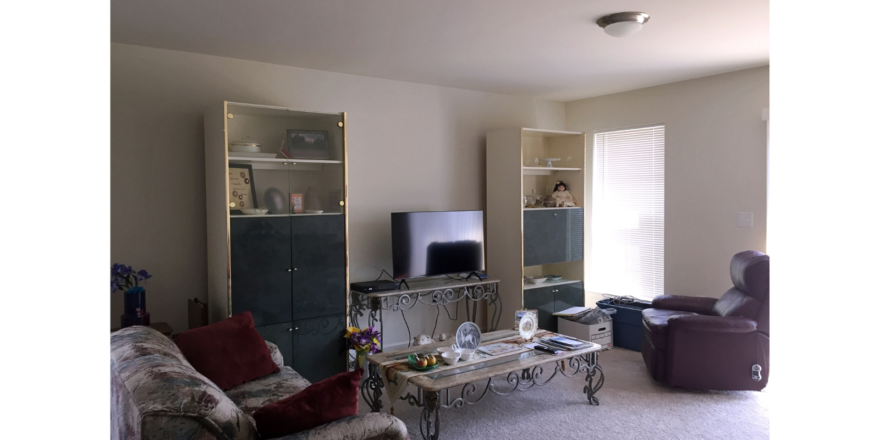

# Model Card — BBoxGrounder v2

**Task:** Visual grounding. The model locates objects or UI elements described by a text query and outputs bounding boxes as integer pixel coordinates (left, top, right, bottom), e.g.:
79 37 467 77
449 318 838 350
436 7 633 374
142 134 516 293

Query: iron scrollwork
348 281 501 350
360 362 385 413
397 353 604 439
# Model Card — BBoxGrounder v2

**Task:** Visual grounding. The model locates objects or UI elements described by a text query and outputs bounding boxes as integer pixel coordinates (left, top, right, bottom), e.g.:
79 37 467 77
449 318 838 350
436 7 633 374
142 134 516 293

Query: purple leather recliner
641 250 769 390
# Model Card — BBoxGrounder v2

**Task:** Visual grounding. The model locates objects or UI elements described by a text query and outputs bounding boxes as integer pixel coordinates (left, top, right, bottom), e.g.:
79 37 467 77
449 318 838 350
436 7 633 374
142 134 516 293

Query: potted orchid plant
112 263 153 328
345 326 381 368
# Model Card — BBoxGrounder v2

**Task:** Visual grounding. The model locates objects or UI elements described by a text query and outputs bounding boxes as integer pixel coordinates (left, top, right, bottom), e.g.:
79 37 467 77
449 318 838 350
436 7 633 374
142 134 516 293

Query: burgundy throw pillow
173 311 279 390
253 369 363 437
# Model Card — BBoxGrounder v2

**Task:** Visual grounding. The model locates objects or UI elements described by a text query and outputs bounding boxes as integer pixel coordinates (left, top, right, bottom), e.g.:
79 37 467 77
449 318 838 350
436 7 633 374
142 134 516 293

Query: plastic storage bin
597 299 651 351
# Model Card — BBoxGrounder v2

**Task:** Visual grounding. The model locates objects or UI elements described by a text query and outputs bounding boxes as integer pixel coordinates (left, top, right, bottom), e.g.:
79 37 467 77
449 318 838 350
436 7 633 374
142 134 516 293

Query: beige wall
565 66 769 304
111 43 564 346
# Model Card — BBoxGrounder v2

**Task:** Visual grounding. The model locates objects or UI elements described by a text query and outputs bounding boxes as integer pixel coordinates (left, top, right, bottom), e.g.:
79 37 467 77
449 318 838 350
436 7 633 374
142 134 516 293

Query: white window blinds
591 125 665 300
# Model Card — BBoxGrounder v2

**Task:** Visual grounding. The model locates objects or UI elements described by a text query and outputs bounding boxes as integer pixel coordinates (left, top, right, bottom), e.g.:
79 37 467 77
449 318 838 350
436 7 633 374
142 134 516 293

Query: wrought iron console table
349 278 501 348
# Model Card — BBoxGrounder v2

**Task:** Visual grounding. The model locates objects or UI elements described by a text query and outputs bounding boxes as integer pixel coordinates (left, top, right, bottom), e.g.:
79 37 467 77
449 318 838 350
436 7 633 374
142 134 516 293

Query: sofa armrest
265 340 285 368
270 413 408 440
652 295 717 315
669 315 757 334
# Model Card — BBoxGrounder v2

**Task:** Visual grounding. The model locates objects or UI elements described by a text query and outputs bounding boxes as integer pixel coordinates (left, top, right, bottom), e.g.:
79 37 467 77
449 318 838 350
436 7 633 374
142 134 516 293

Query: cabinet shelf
523 206 583 211
522 166 582 176
228 157 343 171
229 157 343 164
523 279 583 290
230 213 343 218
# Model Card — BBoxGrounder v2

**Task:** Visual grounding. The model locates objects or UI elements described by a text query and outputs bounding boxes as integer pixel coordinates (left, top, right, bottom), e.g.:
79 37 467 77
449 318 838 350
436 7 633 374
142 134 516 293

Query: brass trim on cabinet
223 101 233 318
519 130 525 311
342 112 350 333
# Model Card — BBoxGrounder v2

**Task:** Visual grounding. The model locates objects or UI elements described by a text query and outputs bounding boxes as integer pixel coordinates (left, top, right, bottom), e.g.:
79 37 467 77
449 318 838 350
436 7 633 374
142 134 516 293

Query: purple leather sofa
641 250 769 391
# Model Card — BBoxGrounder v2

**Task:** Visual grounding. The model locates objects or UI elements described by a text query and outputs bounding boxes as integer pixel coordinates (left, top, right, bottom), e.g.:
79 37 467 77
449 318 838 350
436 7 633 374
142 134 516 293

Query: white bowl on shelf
524 276 547 285
459 349 475 361
229 142 262 153
241 208 269 215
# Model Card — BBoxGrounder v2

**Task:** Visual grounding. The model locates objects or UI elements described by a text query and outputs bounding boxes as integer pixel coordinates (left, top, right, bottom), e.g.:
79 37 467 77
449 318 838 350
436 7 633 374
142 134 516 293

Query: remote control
534 345 562 355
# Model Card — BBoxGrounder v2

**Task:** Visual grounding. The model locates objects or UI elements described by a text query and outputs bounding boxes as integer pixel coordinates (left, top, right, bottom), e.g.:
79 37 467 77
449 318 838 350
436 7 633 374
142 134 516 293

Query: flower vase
121 287 150 328
356 350 368 368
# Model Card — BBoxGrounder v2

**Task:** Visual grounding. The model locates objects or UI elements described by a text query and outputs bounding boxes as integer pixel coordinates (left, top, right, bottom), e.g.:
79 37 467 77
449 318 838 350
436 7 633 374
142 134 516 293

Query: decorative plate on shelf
518 311 538 341
407 354 440 371
456 322 482 351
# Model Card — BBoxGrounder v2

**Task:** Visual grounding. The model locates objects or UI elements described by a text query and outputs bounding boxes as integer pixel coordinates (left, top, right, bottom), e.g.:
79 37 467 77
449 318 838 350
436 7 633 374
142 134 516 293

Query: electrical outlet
737 212 754 228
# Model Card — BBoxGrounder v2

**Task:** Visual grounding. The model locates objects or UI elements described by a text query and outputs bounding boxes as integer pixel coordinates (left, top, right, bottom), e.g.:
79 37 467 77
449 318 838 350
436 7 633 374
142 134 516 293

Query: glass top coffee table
362 329 606 440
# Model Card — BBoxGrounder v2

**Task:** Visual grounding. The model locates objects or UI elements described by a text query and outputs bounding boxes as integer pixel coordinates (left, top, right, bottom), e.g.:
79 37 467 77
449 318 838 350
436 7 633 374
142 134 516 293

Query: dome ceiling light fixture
596 12 651 38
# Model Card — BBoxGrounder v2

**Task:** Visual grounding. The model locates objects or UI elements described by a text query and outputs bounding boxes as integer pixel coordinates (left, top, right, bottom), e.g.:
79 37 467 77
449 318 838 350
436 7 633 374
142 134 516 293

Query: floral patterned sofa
111 325 407 440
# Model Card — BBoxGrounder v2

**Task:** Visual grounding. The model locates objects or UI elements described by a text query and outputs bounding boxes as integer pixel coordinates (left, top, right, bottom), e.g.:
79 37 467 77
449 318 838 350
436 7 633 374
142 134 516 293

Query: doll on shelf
551 181 577 207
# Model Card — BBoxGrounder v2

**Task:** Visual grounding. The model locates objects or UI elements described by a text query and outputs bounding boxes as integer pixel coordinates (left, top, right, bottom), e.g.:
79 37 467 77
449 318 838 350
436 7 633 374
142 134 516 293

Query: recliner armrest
669 315 757 334
652 295 717 315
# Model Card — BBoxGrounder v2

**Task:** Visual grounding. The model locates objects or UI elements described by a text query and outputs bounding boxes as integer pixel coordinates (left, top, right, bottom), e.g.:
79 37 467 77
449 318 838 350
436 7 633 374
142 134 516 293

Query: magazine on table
539 336 592 351
477 342 522 356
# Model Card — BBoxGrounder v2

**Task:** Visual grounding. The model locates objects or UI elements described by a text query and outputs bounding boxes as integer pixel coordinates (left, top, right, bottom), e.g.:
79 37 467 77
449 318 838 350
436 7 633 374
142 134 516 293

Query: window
591 125 665 300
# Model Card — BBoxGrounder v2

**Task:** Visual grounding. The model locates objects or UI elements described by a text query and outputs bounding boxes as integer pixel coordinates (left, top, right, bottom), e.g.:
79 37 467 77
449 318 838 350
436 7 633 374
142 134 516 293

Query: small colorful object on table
407 353 440 371
111 263 152 329
345 326 382 367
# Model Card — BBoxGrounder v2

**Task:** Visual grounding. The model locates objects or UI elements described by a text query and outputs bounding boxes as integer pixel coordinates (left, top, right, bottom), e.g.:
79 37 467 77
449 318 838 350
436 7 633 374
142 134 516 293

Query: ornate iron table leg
360 361 384 413
420 390 441 440
583 352 604 405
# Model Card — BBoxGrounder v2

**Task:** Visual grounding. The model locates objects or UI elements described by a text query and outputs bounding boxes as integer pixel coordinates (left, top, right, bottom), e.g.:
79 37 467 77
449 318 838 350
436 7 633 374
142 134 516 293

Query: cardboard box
558 318 613 349
290 193 303 213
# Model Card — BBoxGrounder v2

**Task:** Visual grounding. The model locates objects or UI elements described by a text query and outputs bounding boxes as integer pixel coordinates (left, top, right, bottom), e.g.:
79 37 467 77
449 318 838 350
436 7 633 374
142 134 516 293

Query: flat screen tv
391 211 485 280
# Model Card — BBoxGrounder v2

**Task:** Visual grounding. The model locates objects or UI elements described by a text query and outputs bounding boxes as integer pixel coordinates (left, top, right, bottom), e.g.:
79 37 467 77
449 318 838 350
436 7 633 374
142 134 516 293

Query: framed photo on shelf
284 129 330 159
228 163 257 215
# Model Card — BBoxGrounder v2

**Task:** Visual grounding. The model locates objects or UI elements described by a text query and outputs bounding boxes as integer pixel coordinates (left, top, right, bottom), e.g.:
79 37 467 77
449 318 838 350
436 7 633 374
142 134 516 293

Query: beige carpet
359 347 769 439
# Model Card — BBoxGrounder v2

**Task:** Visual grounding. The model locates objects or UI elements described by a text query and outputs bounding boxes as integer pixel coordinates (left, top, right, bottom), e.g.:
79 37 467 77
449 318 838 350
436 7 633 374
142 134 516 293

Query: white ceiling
111 0 769 102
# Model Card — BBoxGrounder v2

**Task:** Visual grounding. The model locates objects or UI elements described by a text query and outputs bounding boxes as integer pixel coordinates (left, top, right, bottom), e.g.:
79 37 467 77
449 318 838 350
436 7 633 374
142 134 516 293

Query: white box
558 318 613 349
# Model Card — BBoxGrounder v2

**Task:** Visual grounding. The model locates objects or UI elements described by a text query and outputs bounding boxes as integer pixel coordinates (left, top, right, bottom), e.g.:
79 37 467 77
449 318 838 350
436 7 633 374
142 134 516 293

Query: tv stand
350 277 501 350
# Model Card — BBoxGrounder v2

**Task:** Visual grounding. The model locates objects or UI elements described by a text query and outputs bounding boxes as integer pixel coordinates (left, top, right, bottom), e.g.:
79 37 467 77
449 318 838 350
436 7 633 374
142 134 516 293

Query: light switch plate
738 212 754 228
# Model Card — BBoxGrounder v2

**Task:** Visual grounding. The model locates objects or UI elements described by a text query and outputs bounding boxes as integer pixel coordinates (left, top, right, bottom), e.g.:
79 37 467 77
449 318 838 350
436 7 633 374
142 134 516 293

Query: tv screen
391 211 485 280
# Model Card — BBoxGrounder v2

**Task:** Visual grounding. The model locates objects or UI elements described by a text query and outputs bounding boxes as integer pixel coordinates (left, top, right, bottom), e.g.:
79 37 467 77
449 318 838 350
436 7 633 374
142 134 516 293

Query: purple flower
113 264 133 276
370 343 379 354
137 269 152 282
